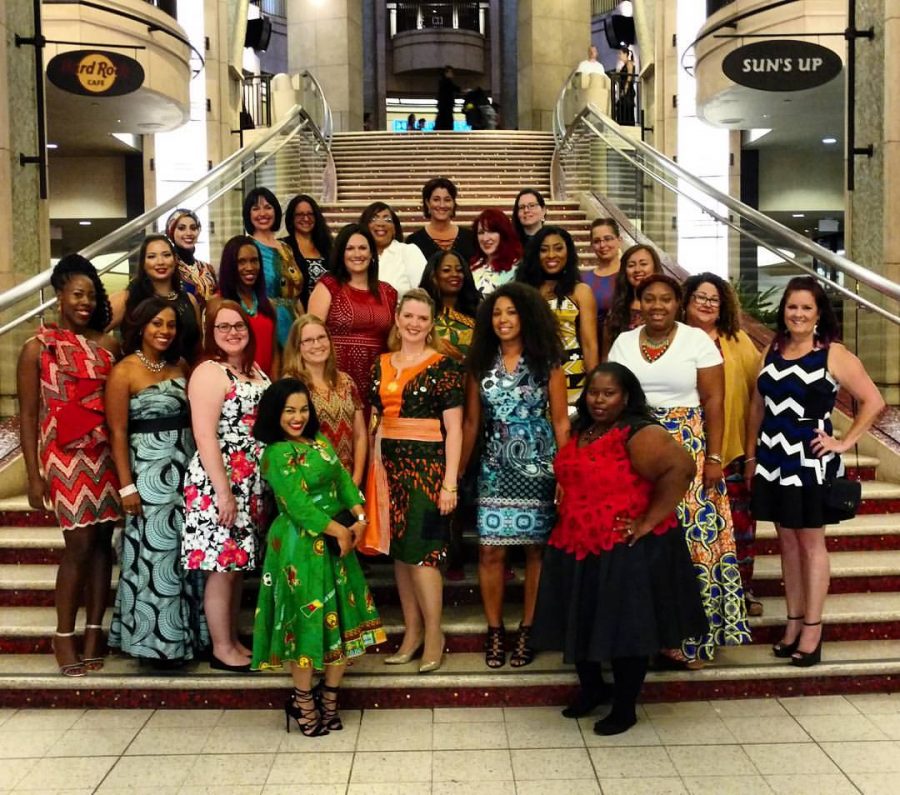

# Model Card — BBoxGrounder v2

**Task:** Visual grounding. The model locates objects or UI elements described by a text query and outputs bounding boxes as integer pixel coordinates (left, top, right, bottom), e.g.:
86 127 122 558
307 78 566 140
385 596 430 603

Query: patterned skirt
653 406 752 661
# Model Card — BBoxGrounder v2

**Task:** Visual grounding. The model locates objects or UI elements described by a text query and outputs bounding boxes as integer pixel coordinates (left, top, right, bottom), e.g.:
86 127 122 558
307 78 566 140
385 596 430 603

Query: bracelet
119 484 138 498
745 456 757 463
441 484 458 493
706 454 723 464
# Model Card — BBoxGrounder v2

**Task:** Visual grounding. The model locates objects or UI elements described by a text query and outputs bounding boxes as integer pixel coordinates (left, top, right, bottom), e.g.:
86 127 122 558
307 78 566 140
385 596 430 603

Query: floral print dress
182 363 270 571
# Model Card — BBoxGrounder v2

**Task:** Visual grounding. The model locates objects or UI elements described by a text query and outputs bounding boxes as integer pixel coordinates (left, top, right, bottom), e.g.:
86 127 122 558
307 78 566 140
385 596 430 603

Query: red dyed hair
471 208 523 273
202 298 257 375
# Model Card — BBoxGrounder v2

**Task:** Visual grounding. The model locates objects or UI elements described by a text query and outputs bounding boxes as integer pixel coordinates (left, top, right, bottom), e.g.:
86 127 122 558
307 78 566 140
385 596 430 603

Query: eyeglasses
692 293 721 307
300 334 329 347
518 203 541 212
214 321 248 334
594 236 618 244
370 215 393 226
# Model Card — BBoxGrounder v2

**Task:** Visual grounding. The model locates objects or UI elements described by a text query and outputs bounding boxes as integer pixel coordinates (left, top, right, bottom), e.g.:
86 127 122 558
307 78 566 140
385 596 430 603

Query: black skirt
531 527 708 662
751 478 844 529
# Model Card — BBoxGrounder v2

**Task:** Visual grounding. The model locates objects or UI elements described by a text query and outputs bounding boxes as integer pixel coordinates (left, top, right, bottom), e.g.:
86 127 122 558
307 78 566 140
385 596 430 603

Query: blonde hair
282 314 339 388
387 287 446 353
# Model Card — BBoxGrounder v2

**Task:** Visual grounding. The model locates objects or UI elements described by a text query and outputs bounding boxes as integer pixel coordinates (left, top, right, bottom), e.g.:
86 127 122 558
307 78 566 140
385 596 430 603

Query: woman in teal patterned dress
106 297 208 664
252 379 385 737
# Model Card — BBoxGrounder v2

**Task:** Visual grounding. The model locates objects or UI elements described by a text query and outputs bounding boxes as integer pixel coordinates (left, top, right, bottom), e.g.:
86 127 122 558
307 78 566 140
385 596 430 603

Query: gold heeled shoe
384 640 423 665
419 635 446 674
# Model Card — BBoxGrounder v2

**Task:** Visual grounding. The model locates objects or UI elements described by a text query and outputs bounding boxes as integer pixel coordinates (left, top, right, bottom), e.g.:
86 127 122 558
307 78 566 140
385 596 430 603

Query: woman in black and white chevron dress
745 277 884 668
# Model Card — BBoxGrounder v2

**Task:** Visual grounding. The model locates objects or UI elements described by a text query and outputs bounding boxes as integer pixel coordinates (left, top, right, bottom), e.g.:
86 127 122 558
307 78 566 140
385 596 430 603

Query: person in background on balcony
603 243 663 357
435 65 460 131
609 274 751 668
516 226 599 403
17 254 121 677
682 273 763 617
359 201 427 296
470 208 523 298
370 289 464 674
614 47 637 126
251 378 385 736
216 236 280 378
408 177 476 263
532 363 707 735
575 44 606 76
461 283 570 669
308 224 398 419
420 248 482 362
745 276 885 668
581 218 622 342
105 297 208 667
165 208 218 307
511 188 548 250
282 314 367 487
244 187 304 348
407 113 417 131
109 234 202 363
282 194 333 308
182 300 270 673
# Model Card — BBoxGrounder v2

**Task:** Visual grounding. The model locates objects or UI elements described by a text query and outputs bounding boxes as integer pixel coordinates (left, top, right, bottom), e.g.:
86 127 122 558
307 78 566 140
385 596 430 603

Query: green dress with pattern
251 436 386 670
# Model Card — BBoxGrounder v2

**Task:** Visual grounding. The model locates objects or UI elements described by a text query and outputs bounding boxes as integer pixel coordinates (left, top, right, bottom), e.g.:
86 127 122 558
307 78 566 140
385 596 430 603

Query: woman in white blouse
608 273 750 669
359 202 427 297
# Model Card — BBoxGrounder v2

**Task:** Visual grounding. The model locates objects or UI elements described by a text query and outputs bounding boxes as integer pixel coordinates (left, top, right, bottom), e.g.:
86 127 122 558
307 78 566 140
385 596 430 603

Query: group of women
17 176 885 738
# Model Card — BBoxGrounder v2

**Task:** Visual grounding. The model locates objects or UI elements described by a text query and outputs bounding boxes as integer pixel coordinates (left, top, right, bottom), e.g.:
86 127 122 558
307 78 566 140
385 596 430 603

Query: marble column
286 0 363 131
848 0 900 404
517 0 590 131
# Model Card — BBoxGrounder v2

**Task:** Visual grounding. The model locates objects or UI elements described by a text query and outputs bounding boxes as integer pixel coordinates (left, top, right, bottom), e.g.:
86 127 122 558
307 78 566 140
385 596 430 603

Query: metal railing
0 102 335 339
391 2 484 35
550 99 900 376
242 73 273 130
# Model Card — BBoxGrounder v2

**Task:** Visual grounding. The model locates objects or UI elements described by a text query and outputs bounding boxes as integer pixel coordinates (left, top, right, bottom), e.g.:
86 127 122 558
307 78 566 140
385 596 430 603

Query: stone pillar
286 0 363 132
0 0 50 416
517 0 590 131
848 0 900 404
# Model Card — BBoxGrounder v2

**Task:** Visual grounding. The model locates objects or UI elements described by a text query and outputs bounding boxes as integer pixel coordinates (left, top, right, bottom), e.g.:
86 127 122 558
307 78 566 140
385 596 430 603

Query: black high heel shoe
772 614 805 658
485 625 506 669
791 621 823 668
284 688 329 736
313 682 343 731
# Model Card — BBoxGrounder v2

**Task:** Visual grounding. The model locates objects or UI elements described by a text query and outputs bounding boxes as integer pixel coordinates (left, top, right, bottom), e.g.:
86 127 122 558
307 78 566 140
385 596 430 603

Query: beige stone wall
286 0 363 132
517 0 590 131
0 0 50 416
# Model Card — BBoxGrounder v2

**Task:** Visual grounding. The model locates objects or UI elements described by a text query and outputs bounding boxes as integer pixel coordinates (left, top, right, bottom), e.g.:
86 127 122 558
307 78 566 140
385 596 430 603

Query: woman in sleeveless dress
461 283 570 669
516 226 598 403
581 218 622 348
165 208 218 307
17 255 121 677
746 277 884 667
182 300 271 672
106 297 208 664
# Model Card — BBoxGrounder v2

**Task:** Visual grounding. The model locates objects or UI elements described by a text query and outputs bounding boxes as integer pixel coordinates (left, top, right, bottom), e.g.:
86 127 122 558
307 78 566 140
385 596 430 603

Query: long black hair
126 234 183 315
572 362 653 433
217 236 275 319
253 378 321 444
284 193 333 258
50 253 111 332
466 282 563 381
329 223 381 298
515 225 581 305
122 296 183 363
605 243 664 346
419 248 481 318
243 187 282 234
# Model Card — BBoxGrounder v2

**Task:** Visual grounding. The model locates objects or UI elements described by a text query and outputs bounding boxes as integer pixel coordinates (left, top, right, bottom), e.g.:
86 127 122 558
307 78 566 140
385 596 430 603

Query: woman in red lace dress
532 363 707 736
17 255 122 677
308 224 398 418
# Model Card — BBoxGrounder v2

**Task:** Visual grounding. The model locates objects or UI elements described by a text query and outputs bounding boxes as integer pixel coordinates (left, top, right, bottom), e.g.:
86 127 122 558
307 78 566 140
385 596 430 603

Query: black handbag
824 477 861 521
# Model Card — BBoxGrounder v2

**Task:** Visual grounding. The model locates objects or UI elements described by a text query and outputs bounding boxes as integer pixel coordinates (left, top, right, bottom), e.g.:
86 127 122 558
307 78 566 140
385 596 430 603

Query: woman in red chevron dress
17 255 122 677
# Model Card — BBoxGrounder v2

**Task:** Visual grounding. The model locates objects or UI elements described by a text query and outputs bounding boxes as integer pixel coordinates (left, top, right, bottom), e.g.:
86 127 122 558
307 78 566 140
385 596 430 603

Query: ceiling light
46 143 58 149
792 213 805 218
79 220 92 226
822 137 837 144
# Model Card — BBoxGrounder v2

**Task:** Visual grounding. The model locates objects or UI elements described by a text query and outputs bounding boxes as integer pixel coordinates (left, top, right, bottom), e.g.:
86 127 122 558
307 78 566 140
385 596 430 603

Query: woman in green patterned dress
251 379 385 737
420 248 481 361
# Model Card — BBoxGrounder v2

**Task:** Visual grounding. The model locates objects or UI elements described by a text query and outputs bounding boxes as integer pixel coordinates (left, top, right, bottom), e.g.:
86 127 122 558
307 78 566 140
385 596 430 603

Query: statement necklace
581 422 612 445
239 294 258 317
135 350 166 373
640 329 673 363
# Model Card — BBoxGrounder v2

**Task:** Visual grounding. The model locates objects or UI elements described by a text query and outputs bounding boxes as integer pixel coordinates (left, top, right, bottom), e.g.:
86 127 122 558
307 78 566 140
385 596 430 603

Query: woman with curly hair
461 283 570 669
470 207 522 297
282 194 333 307
517 226 598 402
682 273 762 616
17 255 121 676
407 177 476 262
603 243 663 357
359 201 427 295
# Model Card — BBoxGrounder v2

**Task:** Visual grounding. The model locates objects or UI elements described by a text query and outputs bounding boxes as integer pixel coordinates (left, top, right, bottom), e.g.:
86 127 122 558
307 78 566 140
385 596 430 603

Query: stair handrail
299 69 333 145
0 102 324 322
554 102 900 317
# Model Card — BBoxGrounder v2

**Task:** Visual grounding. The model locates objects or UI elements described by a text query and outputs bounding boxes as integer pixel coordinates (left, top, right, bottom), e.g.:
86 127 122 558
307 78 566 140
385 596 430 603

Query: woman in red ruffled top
532 363 707 736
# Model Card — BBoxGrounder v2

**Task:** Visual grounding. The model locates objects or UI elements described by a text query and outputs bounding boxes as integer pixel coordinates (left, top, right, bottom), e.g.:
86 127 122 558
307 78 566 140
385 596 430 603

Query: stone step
753 549 900 596
3 638 900 708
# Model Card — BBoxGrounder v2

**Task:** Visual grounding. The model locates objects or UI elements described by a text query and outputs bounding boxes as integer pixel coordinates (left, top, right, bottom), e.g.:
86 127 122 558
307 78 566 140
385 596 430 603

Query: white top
608 322 723 407
377 240 427 298
576 59 606 75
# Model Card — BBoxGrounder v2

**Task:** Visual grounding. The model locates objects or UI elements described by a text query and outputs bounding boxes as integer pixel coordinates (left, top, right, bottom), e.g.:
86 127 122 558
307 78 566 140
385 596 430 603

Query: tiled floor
3 694 900 793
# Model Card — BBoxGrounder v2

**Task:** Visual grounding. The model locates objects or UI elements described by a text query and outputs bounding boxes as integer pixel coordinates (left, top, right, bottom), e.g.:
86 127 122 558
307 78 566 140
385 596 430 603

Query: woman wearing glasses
511 189 547 249
182 300 271 672
683 273 763 616
282 194 333 308
581 218 622 345
359 201 427 296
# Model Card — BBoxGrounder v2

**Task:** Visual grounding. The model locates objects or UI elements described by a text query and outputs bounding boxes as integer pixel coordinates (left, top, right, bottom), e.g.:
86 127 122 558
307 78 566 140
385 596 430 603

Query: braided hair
50 254 111 332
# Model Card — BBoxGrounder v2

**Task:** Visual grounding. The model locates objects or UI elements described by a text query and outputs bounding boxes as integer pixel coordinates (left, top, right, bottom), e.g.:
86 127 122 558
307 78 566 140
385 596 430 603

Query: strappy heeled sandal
313 682 343 731
82 624 106 671
284 688 329 737
773 614 805 658
484 625 505 668
509 624 535 668
791 621 823 668
52 631 86 678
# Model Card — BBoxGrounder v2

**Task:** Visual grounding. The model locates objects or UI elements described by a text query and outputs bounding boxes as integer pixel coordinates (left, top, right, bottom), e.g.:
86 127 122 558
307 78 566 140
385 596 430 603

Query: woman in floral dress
182 300 270 672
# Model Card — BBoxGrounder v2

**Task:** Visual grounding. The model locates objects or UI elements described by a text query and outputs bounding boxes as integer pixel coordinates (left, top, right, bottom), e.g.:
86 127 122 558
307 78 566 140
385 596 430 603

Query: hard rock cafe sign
47 50 145 97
